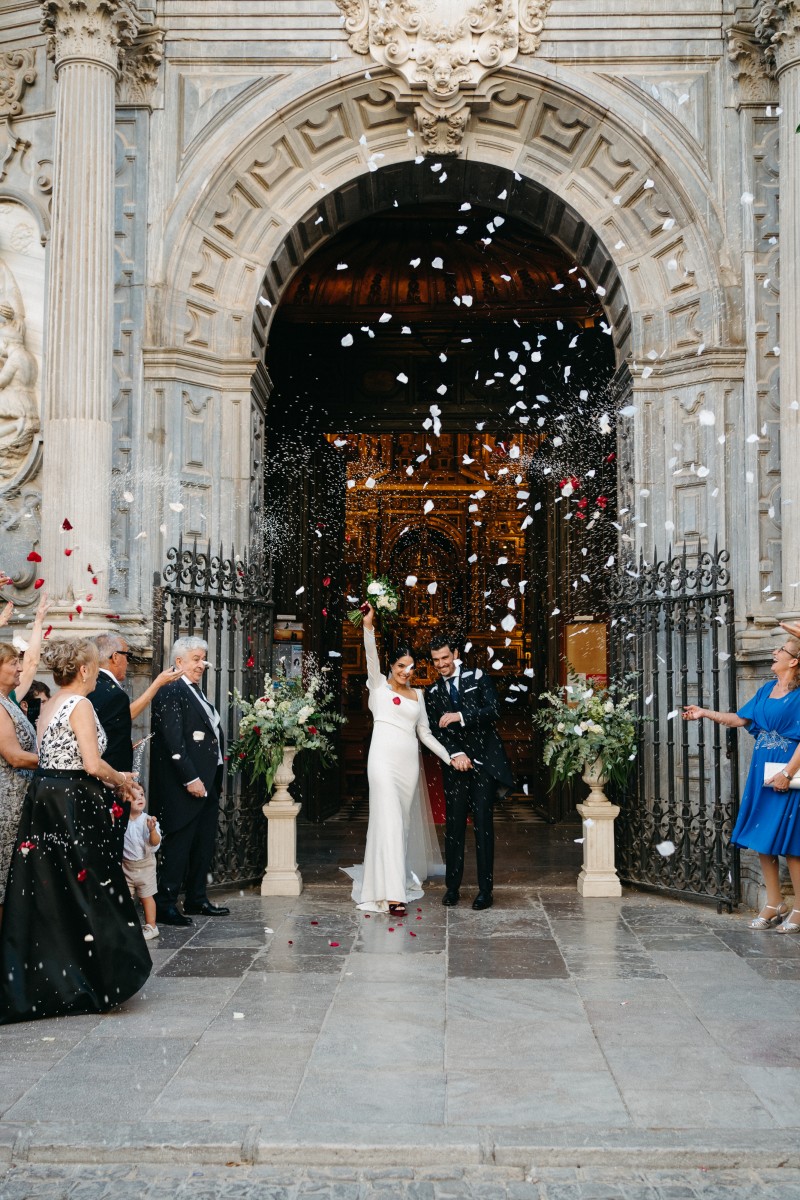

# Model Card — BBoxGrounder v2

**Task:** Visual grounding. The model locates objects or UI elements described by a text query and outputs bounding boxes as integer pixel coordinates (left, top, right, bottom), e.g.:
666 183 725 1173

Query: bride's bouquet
347 573 401 631
229 663 345 791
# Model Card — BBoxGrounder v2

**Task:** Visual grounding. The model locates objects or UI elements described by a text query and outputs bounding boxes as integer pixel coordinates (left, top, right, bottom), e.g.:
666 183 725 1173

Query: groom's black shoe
156 904 193 927
472 893 493 911
184 900 230 916
442 890 460 907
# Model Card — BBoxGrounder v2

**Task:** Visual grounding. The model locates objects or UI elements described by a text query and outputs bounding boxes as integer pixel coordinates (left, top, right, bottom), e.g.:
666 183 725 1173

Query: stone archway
143 63 744 606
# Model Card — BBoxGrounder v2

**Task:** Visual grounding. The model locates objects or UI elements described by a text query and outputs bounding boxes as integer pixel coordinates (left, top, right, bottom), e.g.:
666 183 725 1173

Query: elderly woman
0 638 151 1024
0 645 38 920
684 633 800 933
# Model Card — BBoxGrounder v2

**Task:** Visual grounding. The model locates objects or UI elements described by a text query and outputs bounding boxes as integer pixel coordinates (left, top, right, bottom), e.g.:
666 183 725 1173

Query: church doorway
261 203 617 822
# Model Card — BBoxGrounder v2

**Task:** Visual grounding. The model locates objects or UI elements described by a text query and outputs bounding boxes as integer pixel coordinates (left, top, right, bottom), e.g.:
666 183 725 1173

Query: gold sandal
749 903 789 930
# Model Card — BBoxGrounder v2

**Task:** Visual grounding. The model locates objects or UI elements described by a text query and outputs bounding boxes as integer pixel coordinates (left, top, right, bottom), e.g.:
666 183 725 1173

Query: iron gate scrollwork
608 544 741 909
152 538 275 885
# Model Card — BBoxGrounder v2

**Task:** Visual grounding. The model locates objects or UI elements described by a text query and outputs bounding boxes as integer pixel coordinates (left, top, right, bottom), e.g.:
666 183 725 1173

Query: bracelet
781 768 793 782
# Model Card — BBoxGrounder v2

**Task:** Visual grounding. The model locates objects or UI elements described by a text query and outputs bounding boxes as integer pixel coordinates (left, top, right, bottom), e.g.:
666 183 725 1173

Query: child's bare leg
142 895 157 927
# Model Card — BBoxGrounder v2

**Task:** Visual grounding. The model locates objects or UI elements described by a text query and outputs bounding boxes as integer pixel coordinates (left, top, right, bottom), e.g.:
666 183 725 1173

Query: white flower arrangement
533 671 641 789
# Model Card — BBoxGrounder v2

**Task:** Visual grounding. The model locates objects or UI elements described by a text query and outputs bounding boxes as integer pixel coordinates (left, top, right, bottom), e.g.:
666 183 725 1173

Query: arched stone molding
155 62 738 372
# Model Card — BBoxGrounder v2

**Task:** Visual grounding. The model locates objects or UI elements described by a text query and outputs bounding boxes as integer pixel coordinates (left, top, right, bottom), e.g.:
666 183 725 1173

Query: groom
426 635 514 910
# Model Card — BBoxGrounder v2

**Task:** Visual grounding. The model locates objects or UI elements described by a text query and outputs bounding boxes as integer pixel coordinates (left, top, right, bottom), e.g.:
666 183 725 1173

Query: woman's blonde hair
40 638 99 687
0 644 20 670
781 635 800 690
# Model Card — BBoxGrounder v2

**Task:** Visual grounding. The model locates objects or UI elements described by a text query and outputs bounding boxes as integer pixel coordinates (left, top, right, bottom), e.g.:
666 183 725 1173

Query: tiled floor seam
538 889 634 1127
282 918 357 1123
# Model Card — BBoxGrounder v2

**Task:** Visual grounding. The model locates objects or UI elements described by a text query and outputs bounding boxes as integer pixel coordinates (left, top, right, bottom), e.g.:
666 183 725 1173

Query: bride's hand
362 602 375 631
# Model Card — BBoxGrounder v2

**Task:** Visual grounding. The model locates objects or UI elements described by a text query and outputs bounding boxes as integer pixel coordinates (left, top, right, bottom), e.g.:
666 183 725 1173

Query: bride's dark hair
386 641 415 669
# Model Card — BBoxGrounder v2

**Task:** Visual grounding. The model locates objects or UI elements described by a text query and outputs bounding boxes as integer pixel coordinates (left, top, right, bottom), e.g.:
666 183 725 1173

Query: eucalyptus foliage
534 673 640 790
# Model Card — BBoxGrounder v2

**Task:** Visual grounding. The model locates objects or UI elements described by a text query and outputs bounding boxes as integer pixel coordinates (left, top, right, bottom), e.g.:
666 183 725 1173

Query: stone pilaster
38 1 139 620
757 1 800 613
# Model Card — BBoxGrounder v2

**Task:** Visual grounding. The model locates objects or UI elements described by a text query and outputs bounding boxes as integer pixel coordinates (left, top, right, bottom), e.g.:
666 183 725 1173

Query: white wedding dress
342 626 449 912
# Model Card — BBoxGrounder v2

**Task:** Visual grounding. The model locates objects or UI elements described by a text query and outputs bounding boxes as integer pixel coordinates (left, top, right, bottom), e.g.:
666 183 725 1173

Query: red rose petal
329 941 339 948
364 914 371 919
64 548 73 556
387 927 395 932
288 940 293 945
246 655 254 668
27 550 42 563
322 577 331 587
86 593 93 602
44 625 52 638
92 576 98 584
34 578 45 589
416 916 422 920
409 931 417 937
311 920 318 925
77 868 87 882
61 518 73 531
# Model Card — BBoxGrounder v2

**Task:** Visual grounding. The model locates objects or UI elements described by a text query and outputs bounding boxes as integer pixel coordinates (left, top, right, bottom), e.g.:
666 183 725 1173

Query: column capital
40 0 141 75
756 0 800 75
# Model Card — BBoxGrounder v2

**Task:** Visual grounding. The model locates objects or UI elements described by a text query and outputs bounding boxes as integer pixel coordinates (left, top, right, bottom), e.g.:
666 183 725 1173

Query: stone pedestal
261 745 303 896
39 1 138 616
576 758 622 897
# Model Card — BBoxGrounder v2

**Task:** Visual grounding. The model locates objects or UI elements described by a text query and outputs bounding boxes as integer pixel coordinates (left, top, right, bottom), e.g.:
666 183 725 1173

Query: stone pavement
2 821 800 1197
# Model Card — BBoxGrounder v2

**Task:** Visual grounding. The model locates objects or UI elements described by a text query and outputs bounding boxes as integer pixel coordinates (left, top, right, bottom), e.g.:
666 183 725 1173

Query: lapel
183 680 218 738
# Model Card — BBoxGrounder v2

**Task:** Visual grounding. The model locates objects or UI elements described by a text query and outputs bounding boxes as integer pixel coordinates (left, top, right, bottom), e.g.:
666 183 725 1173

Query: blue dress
730 682 800 856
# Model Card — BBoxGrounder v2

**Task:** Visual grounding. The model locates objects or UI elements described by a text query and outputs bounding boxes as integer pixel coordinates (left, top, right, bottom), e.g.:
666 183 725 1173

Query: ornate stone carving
0 264 40 487
756 0 800 73
117 23 163 106
40 0 140 74
726 24 775 101
334 0 550 154
0 50 37 182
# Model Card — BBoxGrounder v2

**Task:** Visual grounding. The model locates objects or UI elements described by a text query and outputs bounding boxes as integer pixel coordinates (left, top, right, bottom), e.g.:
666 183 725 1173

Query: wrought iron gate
608 545 741 909
151 539 274 884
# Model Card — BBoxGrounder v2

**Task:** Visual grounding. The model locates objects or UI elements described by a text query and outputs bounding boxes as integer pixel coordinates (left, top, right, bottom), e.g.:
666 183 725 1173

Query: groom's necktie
448 678 459 706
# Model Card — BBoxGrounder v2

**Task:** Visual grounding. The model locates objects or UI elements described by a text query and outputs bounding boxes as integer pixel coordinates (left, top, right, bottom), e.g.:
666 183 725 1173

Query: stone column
39 1 138 619
758 1 800 613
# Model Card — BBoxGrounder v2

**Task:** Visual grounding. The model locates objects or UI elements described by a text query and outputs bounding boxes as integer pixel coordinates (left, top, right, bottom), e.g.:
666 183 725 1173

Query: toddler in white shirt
122 786 162 941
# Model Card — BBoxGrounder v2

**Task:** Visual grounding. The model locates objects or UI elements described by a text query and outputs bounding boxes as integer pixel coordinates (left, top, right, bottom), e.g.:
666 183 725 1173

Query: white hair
94 632 125 663
170 635 208 665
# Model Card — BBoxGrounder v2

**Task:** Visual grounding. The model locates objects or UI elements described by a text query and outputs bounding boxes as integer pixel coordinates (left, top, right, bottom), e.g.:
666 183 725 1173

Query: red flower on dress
597 496 608 509
577 497 588 509
77 868 87 882
392 697 401 706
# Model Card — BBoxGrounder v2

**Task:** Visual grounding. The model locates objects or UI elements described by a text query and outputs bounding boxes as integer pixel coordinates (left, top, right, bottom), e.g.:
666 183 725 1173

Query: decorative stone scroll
334 0 551 154
756 0 800 72
0 51 37 182
726 24 775 103
117 23 163 106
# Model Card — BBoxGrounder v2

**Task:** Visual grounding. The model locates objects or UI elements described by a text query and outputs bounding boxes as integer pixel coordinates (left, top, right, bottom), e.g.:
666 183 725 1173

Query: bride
343 604 469 916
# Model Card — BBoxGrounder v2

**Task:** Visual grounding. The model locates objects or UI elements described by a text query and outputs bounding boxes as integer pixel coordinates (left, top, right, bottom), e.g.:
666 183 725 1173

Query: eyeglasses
776 646 797 657
113 650 130 658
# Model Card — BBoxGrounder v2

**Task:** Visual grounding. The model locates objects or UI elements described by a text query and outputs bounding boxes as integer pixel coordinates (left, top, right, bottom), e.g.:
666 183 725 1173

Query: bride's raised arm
362 606 385 690
415 694 454 766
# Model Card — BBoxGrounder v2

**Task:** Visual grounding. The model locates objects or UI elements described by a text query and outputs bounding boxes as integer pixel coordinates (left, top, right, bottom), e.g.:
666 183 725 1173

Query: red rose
239 752 246 759
308 725 318 734
252 726 261 736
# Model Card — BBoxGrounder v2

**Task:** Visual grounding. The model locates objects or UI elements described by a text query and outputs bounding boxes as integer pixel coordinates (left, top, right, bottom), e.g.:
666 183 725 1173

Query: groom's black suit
426 667 513 897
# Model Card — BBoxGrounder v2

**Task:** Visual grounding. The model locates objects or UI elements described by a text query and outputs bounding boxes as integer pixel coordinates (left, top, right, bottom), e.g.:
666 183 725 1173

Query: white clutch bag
763 762 800 789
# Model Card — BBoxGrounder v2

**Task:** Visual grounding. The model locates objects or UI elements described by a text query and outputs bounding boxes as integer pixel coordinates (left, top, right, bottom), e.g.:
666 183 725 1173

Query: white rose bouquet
229 663 346 791
533 671 640 789
347 573 401 632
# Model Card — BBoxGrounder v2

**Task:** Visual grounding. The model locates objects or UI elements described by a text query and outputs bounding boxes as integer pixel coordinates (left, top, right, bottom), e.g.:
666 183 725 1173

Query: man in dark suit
150 636 229 926
89 633 177 853
426 634 514 910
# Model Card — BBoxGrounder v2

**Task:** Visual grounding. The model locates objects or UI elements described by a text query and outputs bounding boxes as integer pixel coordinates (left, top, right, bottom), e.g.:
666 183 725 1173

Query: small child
122 785 162 941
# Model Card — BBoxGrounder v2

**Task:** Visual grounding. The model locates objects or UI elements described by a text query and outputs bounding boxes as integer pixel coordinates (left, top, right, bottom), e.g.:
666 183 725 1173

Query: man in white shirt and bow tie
150 636 230 926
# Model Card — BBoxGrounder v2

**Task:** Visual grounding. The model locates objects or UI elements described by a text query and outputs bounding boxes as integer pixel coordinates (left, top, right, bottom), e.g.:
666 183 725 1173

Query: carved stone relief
40 0 140 72
117 23 163 107
0 50 37 183
334 0 551 154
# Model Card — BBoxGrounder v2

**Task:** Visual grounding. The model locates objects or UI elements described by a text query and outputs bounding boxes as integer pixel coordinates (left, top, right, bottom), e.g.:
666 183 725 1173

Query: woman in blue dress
683 633 800 932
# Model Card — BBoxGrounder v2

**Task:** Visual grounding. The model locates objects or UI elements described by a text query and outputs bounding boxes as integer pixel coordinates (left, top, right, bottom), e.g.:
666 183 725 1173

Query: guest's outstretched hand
0 599 12 627
362 602 375 631
682 706 704 721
